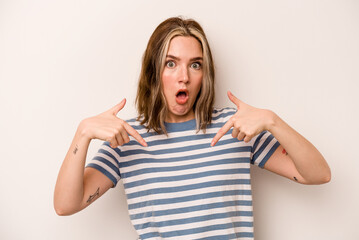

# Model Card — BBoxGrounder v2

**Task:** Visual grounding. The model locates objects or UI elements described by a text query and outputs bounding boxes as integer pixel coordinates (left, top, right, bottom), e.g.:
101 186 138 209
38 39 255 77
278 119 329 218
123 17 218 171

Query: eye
166 60 176 68
191 62 202 70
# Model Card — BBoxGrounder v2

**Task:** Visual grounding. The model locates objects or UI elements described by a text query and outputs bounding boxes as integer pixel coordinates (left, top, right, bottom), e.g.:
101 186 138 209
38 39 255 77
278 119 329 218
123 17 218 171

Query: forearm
267 111 331 184
54 123 91 215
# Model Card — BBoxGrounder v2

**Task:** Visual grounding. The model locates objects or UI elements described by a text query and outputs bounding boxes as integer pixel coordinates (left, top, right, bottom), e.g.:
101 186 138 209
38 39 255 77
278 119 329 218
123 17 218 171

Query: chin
167 105 194 121
173 106 190 115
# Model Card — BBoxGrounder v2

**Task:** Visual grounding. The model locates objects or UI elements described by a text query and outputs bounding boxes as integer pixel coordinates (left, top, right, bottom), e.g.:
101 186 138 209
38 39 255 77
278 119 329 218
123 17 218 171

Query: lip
175 88 189 96
175 89 189 105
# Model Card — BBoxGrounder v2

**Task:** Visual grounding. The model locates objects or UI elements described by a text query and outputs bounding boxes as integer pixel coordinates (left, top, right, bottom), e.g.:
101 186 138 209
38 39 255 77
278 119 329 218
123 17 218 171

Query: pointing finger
211 119 234 146
123 122 148 147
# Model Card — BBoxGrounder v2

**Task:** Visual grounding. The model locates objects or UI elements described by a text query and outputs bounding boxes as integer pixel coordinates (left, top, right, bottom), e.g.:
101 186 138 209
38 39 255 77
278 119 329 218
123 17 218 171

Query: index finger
211 120 234 146
123 123 148 147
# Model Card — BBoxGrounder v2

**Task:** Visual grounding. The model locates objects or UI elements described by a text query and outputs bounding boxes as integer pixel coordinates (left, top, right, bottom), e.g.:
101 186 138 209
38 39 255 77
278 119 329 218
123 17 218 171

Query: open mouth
175 89 189 105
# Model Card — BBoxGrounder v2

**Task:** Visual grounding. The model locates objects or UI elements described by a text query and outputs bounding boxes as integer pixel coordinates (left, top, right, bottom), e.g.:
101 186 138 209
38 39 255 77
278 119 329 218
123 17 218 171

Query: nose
179 65 189 83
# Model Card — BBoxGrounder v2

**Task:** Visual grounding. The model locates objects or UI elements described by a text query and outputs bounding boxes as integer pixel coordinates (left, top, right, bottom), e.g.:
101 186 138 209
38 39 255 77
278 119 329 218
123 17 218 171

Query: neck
165 111 195 123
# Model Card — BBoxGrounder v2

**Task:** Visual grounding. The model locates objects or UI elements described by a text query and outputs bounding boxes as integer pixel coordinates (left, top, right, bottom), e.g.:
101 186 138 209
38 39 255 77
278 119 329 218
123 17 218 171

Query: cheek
193 74 203 91
161 73 174 97
162 69 176 83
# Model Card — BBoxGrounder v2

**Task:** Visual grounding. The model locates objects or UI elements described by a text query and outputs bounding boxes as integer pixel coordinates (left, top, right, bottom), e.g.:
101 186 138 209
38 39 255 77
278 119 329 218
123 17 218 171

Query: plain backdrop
1 0 358 239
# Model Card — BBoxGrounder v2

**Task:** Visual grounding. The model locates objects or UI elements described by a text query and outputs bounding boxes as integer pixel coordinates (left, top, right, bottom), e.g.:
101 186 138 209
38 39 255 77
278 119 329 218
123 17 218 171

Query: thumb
110 98 126 115
227 91 242 107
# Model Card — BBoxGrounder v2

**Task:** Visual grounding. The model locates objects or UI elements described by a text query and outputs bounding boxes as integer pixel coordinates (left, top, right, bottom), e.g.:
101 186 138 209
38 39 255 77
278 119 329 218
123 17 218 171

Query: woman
54 17 331 239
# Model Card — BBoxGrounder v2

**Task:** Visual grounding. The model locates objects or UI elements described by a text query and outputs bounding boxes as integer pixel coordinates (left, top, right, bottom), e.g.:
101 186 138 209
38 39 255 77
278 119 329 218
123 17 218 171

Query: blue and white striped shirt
87 107 280 239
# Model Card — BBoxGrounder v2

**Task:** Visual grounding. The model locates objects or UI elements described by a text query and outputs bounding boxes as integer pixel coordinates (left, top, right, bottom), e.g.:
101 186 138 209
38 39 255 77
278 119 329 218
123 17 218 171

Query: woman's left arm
211 91 331 185
263 113 331 185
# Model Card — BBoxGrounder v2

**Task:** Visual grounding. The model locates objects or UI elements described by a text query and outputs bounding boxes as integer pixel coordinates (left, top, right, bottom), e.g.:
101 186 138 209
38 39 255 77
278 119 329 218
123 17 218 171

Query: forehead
167 36 203 58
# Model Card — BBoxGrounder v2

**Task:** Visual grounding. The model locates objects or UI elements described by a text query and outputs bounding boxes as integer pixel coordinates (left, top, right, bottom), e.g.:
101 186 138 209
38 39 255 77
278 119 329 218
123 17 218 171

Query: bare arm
212 91 331 185
263 114 331 184
54 126 113 216
54 99 147 216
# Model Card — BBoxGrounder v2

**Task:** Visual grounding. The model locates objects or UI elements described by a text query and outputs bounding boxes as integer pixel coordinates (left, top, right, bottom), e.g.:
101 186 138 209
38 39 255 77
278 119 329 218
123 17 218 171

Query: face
161 36 203 123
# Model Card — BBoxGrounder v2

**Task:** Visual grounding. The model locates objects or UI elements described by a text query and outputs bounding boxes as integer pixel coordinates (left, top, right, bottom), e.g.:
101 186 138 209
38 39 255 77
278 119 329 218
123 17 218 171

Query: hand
211 91 274 146
79 99 147 148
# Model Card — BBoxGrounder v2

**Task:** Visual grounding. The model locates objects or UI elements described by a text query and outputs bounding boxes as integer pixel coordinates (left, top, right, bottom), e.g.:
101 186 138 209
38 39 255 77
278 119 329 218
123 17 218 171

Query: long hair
136 17 215 134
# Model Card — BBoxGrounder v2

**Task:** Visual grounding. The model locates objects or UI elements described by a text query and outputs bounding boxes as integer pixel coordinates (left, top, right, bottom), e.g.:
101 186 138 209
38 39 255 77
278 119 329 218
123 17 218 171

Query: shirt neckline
164 118 196 132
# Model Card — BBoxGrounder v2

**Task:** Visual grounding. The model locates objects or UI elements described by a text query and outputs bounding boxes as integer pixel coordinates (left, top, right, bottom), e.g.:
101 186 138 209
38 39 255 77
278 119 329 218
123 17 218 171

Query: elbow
309 159 332 185
54 205 74 216
54 198 68 216
312 174 331 185
319 164 332 184
55 207 69 216
321 171 331 184
54 201 79 216
53 192 83 216
305 169 331 185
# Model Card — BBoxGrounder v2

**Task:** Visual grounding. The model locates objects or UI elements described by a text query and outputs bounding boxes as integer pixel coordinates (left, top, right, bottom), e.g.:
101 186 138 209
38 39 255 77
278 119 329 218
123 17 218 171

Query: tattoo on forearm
87 187 100 203
73 144 79 155
282 148 288 156
294 176 298 181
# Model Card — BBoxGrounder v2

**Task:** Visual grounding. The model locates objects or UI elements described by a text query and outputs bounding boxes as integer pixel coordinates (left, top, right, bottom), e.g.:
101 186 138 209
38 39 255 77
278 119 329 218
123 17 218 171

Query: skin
211 91 331 184
54 36 331 216
54 99 147 215
162 36 203 123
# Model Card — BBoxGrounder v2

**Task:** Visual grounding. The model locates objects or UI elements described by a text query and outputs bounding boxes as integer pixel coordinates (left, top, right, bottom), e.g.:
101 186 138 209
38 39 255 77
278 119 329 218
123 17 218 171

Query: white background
1 0 358 239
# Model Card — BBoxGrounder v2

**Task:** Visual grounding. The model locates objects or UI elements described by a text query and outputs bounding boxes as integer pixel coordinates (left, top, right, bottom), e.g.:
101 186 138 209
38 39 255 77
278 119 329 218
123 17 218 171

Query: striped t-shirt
87 107 280 240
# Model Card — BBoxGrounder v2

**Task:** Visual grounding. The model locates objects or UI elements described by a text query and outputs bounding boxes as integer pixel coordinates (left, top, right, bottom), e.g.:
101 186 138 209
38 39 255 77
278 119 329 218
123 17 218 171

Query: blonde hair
136 17 215 134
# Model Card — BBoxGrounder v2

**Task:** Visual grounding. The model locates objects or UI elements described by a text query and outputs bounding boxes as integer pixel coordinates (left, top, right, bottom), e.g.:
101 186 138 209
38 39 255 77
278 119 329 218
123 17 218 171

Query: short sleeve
86 142 122 187
250 131 280 168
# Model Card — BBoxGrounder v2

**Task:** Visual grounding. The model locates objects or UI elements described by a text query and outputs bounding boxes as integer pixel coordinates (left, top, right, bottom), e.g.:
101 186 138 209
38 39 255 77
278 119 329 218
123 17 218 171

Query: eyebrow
166 55 203 61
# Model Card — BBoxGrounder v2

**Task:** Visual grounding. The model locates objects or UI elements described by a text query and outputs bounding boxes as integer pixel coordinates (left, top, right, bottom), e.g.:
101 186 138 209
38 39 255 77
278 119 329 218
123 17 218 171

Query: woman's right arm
54 99 147 216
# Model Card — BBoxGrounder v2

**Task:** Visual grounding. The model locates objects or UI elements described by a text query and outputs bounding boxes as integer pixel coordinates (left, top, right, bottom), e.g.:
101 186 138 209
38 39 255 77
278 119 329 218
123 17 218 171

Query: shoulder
125 116 158 139
125 117 146 130
212 107 236 123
